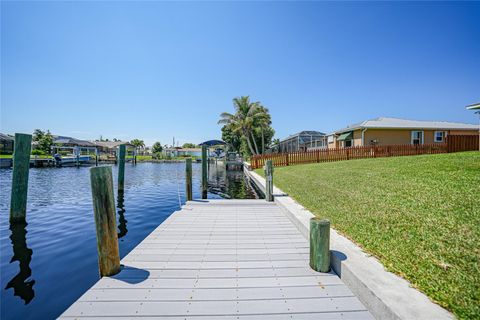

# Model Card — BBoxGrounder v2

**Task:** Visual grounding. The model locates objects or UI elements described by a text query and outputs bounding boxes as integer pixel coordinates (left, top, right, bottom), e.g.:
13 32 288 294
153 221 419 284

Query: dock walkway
60 199 373 319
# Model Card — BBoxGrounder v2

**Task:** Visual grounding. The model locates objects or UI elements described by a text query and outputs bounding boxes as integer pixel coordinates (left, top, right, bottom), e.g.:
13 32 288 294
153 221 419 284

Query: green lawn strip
135 155 153 161
256 152 480 319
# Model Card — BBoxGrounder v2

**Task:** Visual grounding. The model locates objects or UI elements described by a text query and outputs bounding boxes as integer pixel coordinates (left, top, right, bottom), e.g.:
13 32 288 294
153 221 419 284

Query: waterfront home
327 117 479 148
279 131 327 152
93 140 135 155
177 148 202 157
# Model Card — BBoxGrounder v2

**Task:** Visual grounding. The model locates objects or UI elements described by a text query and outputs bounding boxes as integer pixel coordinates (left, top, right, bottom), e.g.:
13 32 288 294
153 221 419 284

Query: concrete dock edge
244 164 454 320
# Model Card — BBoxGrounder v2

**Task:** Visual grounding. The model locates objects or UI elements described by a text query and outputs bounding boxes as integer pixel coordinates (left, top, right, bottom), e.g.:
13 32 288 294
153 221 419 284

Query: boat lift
51 145 99 167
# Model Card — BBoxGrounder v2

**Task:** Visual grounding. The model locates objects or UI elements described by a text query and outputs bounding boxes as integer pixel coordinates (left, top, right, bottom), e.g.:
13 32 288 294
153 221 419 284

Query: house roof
0 133 14 141
280 131 326 143
53 135 96 147
335 117 479 134
466 102 480 110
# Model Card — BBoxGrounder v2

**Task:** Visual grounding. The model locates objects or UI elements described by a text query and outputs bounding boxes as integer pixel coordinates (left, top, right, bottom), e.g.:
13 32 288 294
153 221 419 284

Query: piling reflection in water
117 190 128 239
5 222 35 304
207 161 262 199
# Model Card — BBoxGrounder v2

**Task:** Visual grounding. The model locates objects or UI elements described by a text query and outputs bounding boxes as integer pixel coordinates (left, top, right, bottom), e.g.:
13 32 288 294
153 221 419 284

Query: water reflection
5 222 35 304
208 161 262 199
117 190 128 239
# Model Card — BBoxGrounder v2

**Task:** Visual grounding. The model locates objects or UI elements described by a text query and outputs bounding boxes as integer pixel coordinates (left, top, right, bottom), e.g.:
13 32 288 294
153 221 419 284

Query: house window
434 131 446 143
345 140 353 148
411 131 424 145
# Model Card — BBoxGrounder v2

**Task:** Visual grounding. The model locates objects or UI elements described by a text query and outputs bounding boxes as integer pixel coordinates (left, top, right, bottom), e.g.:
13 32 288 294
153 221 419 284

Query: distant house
0 133 14 154
163 147 204 157
328 117 479 149
93 141 135 154
279 131 327 152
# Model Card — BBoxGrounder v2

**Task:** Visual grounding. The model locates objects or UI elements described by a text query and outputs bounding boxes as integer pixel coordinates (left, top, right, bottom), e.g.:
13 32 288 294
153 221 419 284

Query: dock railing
250 135 479 169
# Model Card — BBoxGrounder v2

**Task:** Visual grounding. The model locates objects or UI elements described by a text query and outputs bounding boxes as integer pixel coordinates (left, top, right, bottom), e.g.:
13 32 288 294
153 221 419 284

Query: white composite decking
60 199 373 319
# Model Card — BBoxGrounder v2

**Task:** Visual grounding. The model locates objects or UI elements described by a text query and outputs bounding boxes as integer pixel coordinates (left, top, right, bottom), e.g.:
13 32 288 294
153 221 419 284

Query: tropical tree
269 138 280 152
130 139 145 150
152 142 163 153
218 96 274 156
218 96 262 155
251 105 272 154
221 123 242 152
32 129 53 154
182 143 197 148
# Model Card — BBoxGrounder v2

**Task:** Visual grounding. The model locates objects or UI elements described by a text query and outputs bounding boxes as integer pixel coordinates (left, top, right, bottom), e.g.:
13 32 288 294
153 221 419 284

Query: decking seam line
78 294 356 303
62 309 369 318
95 284 346 290
110 275 331 279
115 266 316 270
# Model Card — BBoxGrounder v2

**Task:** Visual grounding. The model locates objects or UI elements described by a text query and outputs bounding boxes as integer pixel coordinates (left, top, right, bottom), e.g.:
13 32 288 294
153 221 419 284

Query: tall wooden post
185 158 193 201
10 133 32 224
118 144 126 191
95 149 99 166
201 145 208 199
264 160 274 202
310 218 330 272
90 166 121 277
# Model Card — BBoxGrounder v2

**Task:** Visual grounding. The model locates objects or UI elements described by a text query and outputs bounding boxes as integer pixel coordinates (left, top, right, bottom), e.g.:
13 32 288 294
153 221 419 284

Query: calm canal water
0 161 261 319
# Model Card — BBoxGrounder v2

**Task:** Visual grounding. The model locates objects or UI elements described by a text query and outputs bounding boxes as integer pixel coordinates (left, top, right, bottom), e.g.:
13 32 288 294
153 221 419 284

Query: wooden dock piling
90 166 121 277
10 133 32 224
185 158 193 201
201 145 207 199
309 218 330 272
118 145 126 191
264 160 274 202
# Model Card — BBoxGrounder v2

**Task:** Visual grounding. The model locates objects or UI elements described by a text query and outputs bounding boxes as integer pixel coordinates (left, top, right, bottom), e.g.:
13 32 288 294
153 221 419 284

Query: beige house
327 117 479 149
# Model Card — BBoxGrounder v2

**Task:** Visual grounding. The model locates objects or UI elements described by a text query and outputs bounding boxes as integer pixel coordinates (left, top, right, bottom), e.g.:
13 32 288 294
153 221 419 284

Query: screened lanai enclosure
278 130 327 152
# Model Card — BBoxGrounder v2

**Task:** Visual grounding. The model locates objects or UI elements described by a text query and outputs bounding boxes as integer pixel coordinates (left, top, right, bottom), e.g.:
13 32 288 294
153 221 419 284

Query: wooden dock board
60 199 373 319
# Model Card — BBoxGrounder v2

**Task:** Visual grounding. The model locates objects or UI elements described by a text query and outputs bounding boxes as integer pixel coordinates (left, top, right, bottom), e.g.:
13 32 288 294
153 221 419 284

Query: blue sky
2 1 479 146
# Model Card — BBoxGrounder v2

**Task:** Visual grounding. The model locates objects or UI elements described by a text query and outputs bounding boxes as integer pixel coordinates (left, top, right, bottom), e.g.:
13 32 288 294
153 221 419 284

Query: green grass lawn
135 155 153 161
0 154 53 159
257 151 480 319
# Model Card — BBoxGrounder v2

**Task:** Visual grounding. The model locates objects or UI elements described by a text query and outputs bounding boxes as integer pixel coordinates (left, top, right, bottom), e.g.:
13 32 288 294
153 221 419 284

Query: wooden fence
447 134 479 153
250 135 479 169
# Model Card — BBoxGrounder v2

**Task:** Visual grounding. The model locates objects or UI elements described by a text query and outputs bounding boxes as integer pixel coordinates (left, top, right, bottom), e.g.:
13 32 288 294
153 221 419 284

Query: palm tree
218 96 263 155
130 139 145 150
251 106 271 154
